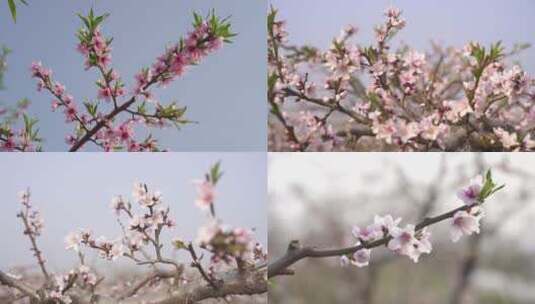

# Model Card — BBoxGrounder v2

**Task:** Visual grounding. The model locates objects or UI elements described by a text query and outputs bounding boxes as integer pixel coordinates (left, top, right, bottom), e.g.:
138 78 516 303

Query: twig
187 243 219 290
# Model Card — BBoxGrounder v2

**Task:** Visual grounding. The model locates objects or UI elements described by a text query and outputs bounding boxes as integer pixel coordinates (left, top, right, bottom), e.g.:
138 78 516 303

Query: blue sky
0 152 267 271
271 0 535 73
0 1 266 151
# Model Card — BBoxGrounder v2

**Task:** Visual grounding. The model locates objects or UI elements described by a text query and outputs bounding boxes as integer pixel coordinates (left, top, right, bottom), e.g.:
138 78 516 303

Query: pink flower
450 209 482 242
388 224 432 262
98 87 113 101
493 127 518 149
340 255 350 267
76 43 89 55
53 82 65 96
1 136 15 151
443 98 473 123
352 224 381 242
457 175 483 205
410 228 432 263
194 180 215 210
388 224 416 253
51 100 60 111
116 122 134 142
65 134 76 146
403 50 426 70
351 248 371 267
373 214 401 236
63 105 78 122
385 7 405 29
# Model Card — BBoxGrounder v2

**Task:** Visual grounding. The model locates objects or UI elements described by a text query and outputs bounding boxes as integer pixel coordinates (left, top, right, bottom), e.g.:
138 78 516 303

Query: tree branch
0 270 39 301
268 203 473 278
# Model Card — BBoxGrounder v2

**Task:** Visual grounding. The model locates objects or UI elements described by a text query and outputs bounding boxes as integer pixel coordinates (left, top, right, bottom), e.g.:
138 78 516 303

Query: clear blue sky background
0 153 267 272
0 1 266 151
271 0 535 73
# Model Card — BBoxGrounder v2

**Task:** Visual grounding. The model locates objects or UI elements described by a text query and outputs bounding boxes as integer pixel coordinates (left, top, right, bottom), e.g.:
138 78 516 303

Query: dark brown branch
187 244 219 290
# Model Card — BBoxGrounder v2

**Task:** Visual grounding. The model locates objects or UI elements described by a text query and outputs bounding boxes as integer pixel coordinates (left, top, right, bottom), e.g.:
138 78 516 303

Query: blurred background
270 0 535 73
0 0 266 151
0 152 267 302
269 153 535 304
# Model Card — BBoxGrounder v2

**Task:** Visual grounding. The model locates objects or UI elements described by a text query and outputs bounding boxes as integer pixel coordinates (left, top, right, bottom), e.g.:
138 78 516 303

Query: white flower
126 231 145 250
129 215 148 230
110 195 128 213
65 231 82 251
110 243 125 260
196 221 220 245
132 182 147 202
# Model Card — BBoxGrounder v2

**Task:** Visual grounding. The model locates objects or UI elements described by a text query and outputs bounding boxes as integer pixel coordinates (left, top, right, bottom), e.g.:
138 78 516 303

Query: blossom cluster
1 49 40 151
134 12 232 96
13 189 100 304
196 221 256 264
340 172 501 268
268 6 535 152
47 266 98 304
65 182 176 262
27 9 234 151
192 162 262 267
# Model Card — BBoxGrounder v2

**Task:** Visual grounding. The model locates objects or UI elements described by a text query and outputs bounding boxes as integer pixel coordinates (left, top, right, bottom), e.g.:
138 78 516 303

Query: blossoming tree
268 6 534 151
0 163 267 303
1 8 235 152
268 169 504 279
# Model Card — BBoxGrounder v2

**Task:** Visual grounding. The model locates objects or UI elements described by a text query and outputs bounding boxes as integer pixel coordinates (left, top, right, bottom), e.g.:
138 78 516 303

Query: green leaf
8 0 17 22
209 161 223 185
172 238 187 250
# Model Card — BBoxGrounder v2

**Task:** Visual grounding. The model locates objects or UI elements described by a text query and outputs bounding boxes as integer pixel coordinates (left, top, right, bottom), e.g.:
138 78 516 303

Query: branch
0 270 39 301
153 268 266 304
119 270 175 301
187 243 219 290
17 211 50 282
268 203 473 278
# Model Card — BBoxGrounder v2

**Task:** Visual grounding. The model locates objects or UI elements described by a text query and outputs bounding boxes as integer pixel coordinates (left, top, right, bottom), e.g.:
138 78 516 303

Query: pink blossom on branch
268 6 535 152
269 170 504 278
28 9 235 152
